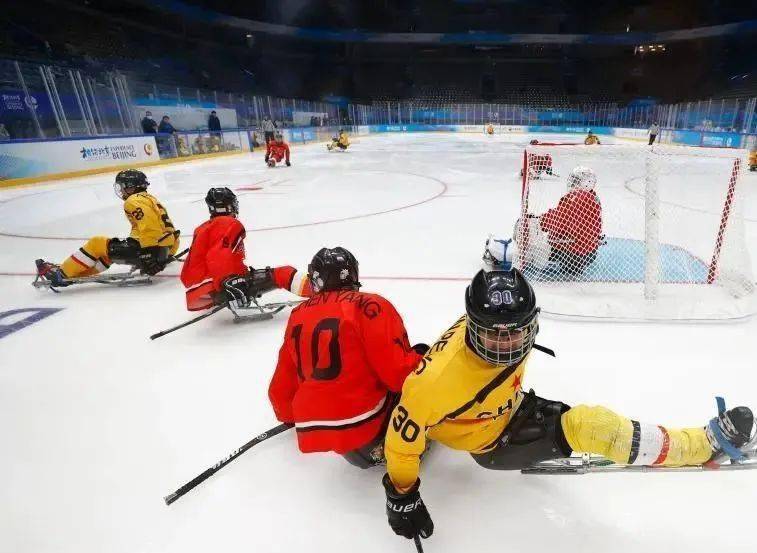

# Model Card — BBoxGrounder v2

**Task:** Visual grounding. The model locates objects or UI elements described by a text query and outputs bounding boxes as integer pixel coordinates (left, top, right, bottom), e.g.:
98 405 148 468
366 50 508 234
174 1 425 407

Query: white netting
514 144 755 321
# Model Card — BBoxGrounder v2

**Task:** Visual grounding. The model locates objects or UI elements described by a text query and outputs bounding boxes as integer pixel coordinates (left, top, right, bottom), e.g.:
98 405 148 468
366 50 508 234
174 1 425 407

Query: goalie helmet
567 166 597 191
482 235 513 271
274 131 283 142
465 268 538 367
308 246 361 292
205 187 239 217
114 169 148 200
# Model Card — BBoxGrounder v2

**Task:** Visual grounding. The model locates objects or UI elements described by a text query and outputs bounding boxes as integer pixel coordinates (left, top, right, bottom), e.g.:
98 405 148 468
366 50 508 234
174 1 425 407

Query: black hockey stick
149 305 226 340
164 422 294 505
169 248 190 263
413 535 424 553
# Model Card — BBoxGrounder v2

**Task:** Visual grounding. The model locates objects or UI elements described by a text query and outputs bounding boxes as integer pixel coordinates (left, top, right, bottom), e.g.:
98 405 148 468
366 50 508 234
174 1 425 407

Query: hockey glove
138 246 168 275
222 276 251 309
247 266 277 297
285 160 291 167
412 343 430 355
383 474 433 540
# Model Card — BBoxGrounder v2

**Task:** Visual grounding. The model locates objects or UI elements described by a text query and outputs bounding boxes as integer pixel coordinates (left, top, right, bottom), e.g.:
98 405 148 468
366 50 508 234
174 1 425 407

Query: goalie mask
567 166 597 191
308 246 361 293
205 187 239 217
114 169 149 200
465 268 538 367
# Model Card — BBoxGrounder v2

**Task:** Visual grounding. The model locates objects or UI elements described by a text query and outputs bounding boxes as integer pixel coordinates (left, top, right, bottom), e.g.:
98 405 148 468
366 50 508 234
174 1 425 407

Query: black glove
412 343 430 355
138 246 168 275
247 266 277 298
383 474 433 540
285 160 291 166
221 275 251 309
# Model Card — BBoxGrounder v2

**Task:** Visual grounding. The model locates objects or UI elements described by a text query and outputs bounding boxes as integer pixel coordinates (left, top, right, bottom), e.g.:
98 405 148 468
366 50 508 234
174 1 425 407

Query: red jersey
266 141 290 162
269 290 423 454
531 154 552 172
540 189 602 256
180 215 310 310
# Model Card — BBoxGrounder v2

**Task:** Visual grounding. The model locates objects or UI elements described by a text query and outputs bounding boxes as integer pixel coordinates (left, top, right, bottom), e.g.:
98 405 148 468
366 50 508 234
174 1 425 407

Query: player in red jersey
180 188 310 311
264 131 291 168
538 165 603 274
268 247 428 468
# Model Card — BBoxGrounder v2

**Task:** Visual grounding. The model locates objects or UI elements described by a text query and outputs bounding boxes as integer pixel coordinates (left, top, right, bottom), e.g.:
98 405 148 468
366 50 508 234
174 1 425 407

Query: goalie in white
485 167 603 276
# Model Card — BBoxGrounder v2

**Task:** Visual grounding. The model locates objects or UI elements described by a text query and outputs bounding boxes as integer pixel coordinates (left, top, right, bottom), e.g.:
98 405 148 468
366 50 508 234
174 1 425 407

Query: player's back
270 289 421 453
124 192 178 248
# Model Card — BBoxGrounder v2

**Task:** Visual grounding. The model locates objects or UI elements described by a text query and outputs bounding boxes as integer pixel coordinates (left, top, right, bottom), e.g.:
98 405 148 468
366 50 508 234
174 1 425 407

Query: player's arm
205 219 247 288
268 327 300 424
180 228 207 287
385 374 434 492
361 297 423 392
270 266 313 297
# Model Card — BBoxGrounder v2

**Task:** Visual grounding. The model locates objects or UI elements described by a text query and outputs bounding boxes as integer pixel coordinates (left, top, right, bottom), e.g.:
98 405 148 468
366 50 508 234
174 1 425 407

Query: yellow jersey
385 316 526 491
123 192 179 252
584 135 600 145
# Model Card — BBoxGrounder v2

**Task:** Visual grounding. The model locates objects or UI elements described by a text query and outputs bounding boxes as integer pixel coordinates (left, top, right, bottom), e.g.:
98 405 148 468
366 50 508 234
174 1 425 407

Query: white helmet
567 166 597 191
482 235 514 271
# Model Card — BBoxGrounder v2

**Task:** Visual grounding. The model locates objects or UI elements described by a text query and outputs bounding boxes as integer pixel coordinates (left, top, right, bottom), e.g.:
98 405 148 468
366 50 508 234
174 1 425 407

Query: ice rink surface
1 132 756 553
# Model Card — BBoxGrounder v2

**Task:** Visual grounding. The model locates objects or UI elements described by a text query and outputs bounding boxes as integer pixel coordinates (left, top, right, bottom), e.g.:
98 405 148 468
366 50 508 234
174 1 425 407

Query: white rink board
0 132 756 553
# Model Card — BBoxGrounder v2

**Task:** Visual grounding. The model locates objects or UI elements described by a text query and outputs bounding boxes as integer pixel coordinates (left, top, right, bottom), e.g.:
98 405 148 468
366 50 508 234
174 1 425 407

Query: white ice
1 132 756 553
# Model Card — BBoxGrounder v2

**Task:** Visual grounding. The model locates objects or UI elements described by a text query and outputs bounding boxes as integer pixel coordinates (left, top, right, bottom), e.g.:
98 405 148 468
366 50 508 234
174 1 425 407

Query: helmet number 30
490 290 514 306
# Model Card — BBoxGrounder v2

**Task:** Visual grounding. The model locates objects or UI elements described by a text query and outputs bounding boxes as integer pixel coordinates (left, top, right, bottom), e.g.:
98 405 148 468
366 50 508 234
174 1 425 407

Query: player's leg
561 401 754 467
343 393 400 469
343 432 387 469
59 236 113 278
471 390 572 470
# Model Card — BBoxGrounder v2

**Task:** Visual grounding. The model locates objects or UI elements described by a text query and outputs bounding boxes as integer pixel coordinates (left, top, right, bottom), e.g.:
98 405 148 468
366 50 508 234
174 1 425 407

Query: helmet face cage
567 166 596 191
114 170 148 200
466 311 538 367
274 131 283 141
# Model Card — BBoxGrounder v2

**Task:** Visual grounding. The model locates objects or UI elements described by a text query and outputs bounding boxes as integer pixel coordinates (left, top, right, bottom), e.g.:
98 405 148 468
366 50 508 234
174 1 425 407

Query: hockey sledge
229 298 305 323
523 439 757 475
32 268 152 292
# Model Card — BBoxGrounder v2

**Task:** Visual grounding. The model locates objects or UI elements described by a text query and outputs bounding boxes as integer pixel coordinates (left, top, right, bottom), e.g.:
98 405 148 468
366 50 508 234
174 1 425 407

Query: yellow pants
60 236 112 278
562 405 712 467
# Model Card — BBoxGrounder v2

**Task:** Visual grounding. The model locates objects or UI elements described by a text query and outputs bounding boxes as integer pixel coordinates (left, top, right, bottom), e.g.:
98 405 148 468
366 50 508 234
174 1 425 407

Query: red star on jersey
511 374 522 391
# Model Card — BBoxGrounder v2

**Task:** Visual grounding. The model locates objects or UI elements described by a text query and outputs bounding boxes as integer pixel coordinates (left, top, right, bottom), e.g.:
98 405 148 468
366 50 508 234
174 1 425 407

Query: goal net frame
516 144 754 321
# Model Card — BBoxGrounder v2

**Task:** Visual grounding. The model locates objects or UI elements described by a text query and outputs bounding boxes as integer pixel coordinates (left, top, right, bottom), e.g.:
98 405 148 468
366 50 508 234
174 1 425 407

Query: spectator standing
648 122 660 145
208 110 221 137
261 116 275 143
0 123 10 141
141 111 157 134
158 115 175 134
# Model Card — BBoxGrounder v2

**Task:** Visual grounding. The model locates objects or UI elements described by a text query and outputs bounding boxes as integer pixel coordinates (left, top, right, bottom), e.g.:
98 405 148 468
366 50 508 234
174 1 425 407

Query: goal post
516 144 755 321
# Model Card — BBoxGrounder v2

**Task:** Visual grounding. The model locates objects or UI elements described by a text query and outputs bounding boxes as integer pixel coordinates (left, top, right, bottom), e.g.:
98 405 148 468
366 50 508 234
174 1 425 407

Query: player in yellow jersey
327 129 350 151
748 148 756 171
584 130 601 145
35 169 180 286
381 268 755 541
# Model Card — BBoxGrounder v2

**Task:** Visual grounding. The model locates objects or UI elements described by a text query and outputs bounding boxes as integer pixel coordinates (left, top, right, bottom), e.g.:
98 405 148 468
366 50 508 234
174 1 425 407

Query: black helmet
308 247 360 292
465 268 538 367
205 187 239 217
114 169 148 200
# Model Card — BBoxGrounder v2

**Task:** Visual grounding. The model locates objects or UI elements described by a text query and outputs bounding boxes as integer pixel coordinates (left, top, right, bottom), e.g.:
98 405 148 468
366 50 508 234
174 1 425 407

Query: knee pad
108 237 141 265
471 394 571 470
